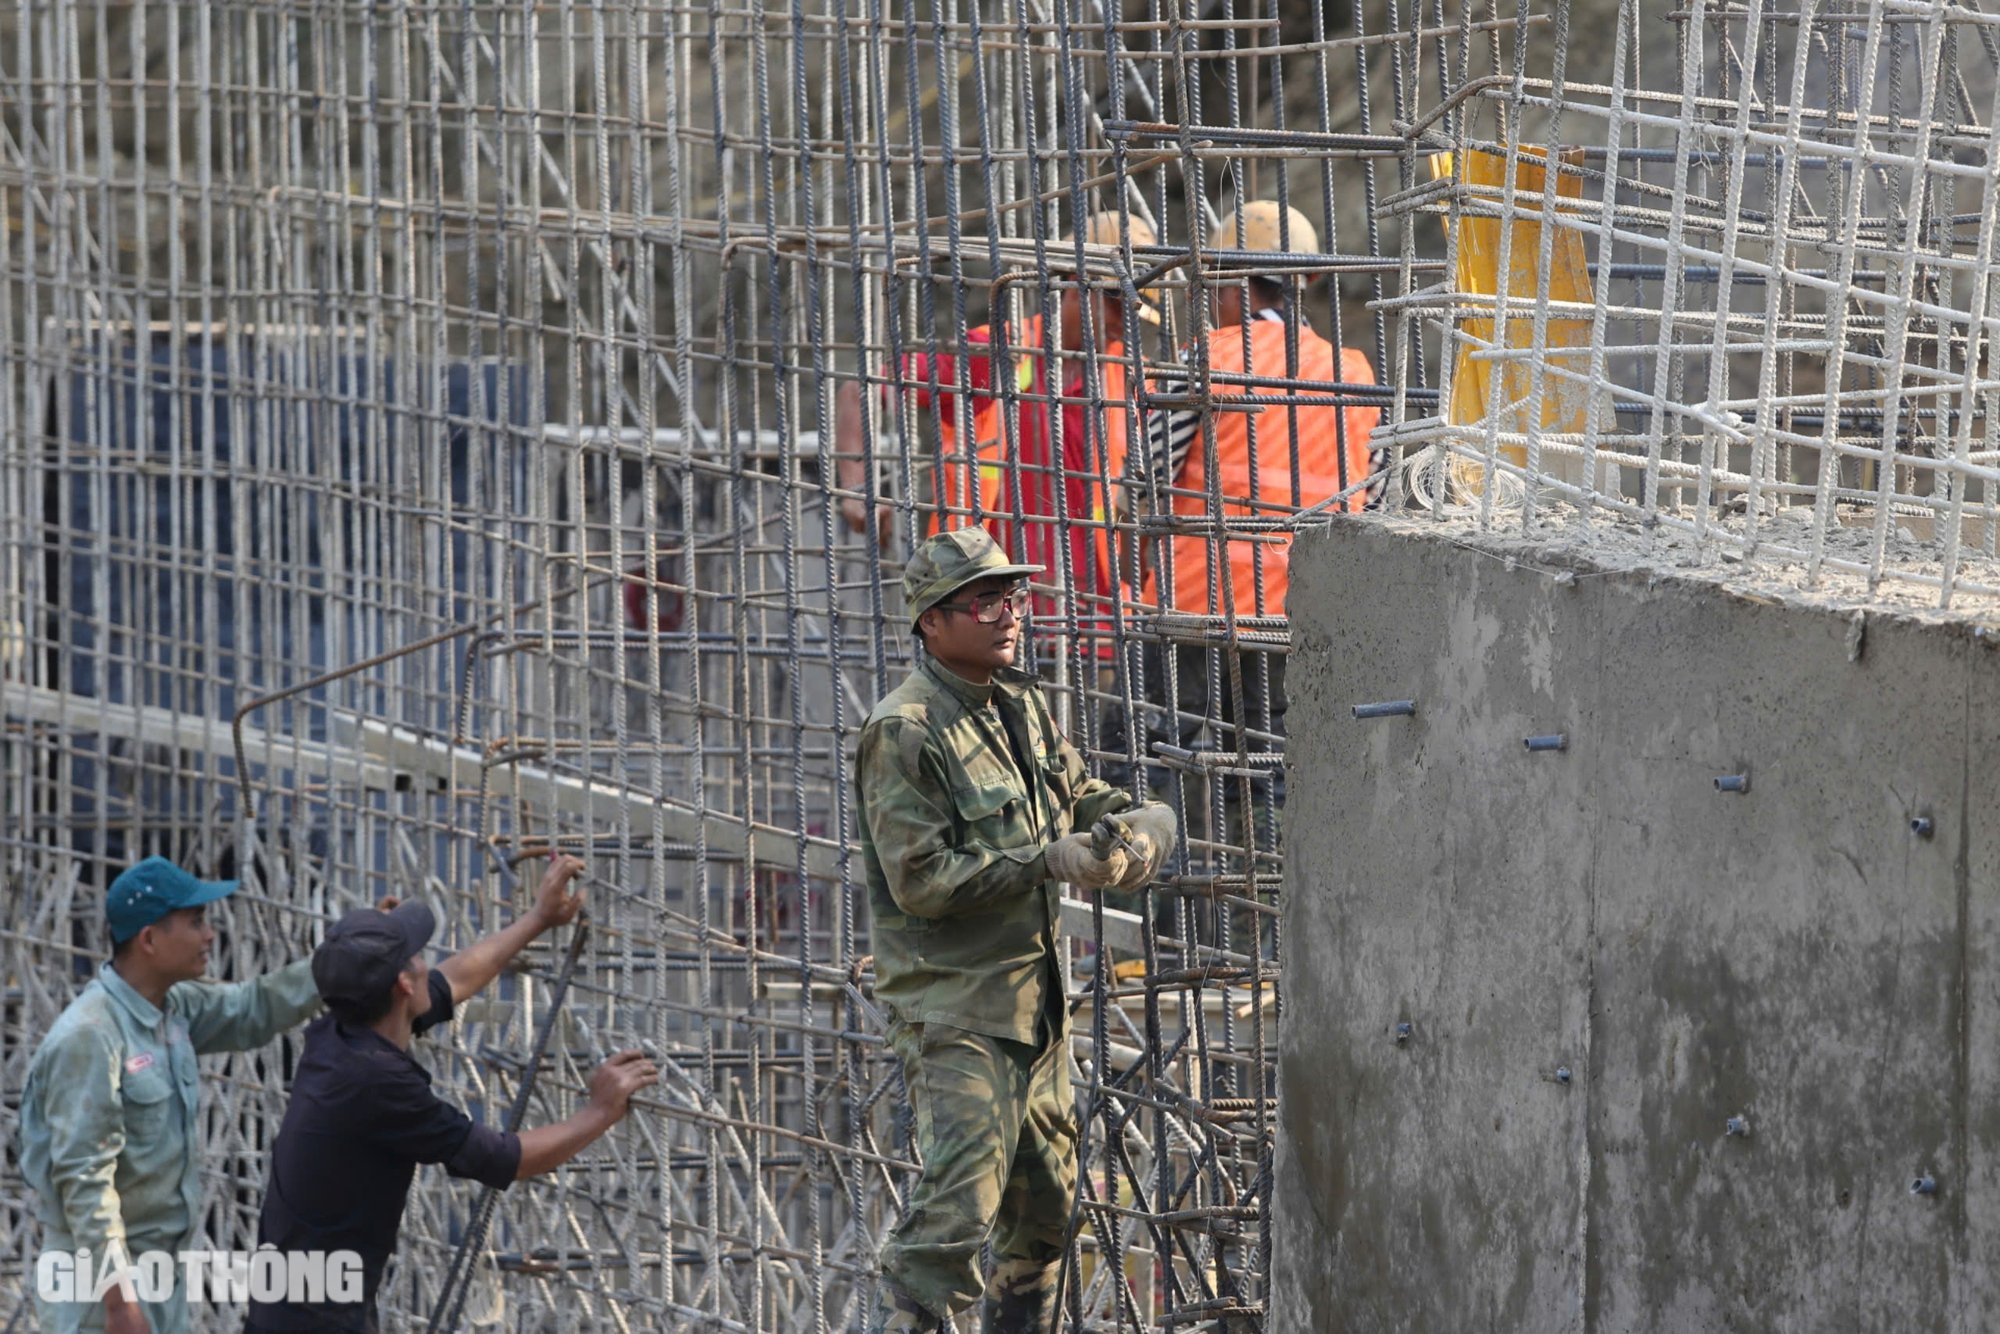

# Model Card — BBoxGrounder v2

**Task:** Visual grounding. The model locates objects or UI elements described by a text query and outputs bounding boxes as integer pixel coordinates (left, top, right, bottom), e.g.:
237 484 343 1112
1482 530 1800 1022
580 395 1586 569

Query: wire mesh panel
12 1 2000 1331
1395 2 2000 608
1 1 1420 1329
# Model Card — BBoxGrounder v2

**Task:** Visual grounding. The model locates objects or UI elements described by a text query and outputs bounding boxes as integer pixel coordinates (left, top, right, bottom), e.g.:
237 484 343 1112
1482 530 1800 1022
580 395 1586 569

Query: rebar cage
10 1 2000 1330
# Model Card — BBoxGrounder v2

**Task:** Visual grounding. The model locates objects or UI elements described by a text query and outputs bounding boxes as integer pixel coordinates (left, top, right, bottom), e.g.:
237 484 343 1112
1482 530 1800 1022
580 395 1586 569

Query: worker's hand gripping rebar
426 916 590 1333
1090 814 1143 863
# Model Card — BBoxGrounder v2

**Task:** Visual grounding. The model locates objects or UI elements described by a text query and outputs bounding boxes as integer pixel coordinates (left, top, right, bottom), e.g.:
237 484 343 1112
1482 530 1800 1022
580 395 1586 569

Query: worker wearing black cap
244 856 657 1334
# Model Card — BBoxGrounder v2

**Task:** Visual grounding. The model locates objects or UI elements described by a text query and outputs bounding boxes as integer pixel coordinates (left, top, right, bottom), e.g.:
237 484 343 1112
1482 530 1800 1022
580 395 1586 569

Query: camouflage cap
903 526 1043 624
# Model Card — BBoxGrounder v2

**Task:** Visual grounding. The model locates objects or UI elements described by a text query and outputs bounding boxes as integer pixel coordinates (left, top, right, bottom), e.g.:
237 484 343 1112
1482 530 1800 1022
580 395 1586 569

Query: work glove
1043 832 1130 889
1106 803 1177 892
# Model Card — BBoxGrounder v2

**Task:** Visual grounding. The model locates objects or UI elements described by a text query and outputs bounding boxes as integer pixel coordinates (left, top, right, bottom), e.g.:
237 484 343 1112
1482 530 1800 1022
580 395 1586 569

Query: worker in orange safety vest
1103 201 1382 828
834 210 1161 644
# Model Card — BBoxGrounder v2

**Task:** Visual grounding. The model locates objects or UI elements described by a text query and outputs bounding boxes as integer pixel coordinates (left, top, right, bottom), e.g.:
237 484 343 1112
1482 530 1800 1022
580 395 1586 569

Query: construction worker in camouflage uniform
859 526 1177 1333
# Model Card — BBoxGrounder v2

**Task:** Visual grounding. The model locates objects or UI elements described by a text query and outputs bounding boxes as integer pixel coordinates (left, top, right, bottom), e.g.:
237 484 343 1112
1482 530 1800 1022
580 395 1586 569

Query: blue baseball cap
107 856 238 944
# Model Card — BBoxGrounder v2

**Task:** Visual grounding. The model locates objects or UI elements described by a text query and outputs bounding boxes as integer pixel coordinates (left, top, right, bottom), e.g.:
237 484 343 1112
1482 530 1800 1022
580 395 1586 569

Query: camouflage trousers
880 1018 1078 1319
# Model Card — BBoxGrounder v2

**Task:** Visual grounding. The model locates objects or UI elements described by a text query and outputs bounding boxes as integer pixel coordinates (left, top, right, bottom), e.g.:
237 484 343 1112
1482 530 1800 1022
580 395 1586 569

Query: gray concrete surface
1273 515 2000 1332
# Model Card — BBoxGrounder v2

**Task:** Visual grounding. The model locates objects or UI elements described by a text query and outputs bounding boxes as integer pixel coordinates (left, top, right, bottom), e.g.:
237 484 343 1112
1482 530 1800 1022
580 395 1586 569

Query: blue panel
45 335 539 837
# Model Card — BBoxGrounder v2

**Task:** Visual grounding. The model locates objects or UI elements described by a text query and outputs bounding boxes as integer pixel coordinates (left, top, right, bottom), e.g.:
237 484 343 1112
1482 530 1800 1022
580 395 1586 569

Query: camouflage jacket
858 658 1131 1044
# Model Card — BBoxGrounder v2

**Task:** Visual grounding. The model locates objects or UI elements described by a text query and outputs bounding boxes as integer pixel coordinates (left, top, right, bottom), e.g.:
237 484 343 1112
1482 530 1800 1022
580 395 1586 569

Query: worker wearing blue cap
18 856 323 1334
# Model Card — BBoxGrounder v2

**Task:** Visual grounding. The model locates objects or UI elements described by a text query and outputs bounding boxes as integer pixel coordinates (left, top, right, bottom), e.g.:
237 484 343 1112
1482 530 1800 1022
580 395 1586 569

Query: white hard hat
1214 201 1321 258
1065 209 1164 324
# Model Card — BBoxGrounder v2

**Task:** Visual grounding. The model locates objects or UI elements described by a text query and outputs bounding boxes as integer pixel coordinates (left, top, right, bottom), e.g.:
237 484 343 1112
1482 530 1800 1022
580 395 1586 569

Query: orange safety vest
922 318 1045 540
1145 319 1379 619
1081 342 1137 613
917 321 1135 652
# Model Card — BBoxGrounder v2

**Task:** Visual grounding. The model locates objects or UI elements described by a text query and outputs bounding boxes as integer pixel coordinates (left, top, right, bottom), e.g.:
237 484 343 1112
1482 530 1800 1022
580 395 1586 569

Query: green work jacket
19 957 322 1333
858 658 1130 1044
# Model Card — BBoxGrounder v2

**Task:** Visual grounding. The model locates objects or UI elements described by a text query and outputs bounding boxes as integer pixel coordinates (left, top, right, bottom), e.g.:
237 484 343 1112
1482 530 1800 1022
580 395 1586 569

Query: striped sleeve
1137 377 1202 504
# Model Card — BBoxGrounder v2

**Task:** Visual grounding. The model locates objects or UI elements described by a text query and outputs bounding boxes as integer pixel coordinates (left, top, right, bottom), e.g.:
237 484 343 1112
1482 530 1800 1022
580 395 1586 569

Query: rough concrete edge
1335 515 2000 643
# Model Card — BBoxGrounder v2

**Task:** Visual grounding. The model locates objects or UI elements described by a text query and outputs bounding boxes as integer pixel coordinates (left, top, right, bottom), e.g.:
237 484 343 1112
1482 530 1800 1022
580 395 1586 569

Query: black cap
312 902 437 1010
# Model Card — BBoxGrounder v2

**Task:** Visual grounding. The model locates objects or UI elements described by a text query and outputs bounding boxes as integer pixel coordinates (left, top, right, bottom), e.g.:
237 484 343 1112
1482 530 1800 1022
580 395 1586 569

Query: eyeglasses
934 586 1031 624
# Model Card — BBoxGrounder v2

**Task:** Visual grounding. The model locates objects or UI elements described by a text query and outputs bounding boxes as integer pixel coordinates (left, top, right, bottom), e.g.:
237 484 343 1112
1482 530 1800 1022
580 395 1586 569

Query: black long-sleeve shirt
247 970 521 1332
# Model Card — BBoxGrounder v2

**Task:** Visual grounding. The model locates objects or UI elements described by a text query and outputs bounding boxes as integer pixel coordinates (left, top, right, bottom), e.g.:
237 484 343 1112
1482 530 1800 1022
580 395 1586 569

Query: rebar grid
1403 1 2000 611
0 2 1408 1329
9 1 2000 1331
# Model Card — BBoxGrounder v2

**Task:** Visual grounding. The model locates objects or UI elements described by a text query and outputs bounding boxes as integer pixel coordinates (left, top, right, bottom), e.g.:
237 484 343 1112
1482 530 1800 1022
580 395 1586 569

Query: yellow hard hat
1213 200 1320 260
1066 209 1163 325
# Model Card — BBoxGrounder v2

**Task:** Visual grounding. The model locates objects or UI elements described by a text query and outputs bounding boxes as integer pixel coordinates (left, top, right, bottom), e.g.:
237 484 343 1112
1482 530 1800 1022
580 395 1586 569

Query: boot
865 1280 943 1334
979 1258 1059 1334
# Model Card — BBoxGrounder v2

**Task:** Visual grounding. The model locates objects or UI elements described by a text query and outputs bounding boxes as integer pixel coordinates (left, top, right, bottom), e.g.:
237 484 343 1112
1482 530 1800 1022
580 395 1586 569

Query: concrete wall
1272 516 2000 1332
